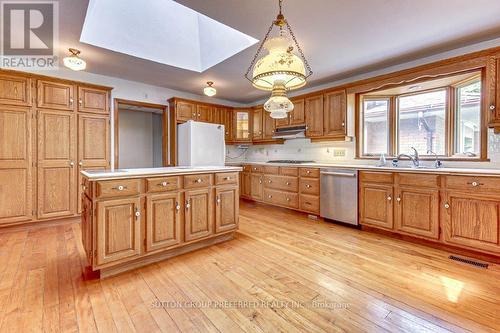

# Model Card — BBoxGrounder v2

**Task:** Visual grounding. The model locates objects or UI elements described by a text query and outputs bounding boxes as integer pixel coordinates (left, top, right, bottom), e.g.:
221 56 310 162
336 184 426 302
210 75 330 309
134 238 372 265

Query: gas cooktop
266 160 315 164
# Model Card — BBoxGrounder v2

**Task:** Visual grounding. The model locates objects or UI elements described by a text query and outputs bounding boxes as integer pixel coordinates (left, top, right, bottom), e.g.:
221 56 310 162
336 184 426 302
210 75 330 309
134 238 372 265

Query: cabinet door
234 109 251 141
224 109 234 142
252 107 264 140
323 90 346 137
443 191 500 254
196 105 212 122
146 192 181 252
185 188 213 242
290 99 305 126
360 183 393 229
0 74 31 106
494 57 500 123
240 172 251 198
250 174 263 200
395 187 439 239
96 197 141 266
78 114 110 168
176 101 196 122
215 186 239 233
37 80 75 111
305 95 324 137
263 111 276 139
78 86 109 114
212 107 224 125
37 110 77 219
0 106 32 224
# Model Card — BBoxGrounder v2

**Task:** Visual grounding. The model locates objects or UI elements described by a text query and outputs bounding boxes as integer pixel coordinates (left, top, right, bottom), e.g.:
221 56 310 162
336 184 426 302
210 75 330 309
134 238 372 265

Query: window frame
356 71 486 161
360 95 392 157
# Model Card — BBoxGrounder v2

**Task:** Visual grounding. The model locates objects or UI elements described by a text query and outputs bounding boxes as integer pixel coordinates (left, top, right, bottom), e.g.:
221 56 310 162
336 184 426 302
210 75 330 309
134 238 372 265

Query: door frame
113 98 169 168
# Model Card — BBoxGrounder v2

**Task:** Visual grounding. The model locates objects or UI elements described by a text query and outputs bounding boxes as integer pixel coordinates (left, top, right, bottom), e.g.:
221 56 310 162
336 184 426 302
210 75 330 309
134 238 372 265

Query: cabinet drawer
215 172 238 185
300 194 320 213
264 189 299 209
300 178 320 195
263 165 279 174
250 165 264 173
360 171 393 184
445 175 500 193
146 176 180 193
397 173 440 188
299 168 320 178
96 179 141 198
280 167 298 176
184 174 213 189
264 175 298 192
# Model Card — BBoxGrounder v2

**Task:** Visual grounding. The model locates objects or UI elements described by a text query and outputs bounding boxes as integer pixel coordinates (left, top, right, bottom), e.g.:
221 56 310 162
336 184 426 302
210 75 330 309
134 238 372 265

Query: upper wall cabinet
489 56 500 127
233 109 252 142
252 107 264 140
305 95 324 137
37 80 75 111
276 98 305 128
196 104 212 122
323 89 347 137
175 100 196 122
78 86 110 115
0 74 31 106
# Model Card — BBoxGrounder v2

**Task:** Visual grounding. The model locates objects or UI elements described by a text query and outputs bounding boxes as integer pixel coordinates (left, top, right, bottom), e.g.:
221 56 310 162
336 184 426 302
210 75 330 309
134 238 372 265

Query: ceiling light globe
203 81 217 97
63 55 86 71
264 80 294 119
252 30 306 91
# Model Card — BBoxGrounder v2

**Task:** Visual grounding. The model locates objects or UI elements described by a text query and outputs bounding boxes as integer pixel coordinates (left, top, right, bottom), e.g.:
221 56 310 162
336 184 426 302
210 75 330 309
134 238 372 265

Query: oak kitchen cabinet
323 90 347 137
252 106 263 140
0 70 111 227
276 98 305 128
305 95 324 137
233 108 252 142
81 169 240 277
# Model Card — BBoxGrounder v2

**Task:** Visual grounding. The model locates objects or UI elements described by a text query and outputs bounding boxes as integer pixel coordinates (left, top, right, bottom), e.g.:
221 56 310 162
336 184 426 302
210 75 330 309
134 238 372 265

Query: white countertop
226 161 500 176
82 166 242 180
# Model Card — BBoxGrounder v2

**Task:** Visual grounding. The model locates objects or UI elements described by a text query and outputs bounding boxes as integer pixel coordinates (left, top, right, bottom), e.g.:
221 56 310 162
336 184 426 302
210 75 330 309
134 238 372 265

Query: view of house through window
359 71 482 158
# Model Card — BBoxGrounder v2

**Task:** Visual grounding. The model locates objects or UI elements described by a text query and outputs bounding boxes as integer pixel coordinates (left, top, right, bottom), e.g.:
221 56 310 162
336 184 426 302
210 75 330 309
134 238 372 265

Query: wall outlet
333 149 345 157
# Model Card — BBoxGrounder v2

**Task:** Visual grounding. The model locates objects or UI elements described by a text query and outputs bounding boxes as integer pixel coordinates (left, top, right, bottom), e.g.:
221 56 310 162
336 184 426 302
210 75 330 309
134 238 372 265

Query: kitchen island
81 166 241 278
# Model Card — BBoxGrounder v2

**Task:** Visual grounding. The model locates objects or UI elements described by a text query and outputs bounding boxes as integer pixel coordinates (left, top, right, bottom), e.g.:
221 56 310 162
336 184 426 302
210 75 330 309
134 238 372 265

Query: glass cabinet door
235 110 251 141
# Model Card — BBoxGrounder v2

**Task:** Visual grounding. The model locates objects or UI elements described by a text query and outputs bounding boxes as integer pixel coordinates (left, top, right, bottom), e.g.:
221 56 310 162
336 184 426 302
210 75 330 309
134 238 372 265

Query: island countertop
81 166 242 180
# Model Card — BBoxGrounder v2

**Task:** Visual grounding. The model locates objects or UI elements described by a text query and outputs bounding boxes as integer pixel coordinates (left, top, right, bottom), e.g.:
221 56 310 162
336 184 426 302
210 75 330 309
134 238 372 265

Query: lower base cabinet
443 191 500 254
184 188 213 242
145 192 181 252
359 183 393 229
216 186 239 233
82 172 240 276
96 197 141 266
395 187 439 239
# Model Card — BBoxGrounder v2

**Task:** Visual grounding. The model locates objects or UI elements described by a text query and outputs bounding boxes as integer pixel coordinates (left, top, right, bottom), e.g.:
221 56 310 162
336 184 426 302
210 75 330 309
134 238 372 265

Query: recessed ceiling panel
80 0 258 72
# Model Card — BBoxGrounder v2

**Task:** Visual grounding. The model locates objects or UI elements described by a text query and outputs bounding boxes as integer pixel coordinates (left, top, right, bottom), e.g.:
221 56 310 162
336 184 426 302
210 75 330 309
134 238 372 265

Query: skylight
80 0 258 72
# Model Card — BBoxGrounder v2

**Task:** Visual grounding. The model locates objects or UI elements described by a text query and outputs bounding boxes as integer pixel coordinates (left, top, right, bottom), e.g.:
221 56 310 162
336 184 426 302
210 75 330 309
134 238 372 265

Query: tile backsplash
226 129 500 169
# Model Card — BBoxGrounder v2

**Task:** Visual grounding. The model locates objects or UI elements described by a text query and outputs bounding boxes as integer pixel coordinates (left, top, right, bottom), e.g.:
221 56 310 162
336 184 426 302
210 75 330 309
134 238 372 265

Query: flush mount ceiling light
204 81 217 97
63 48 87 71
245 0 312 119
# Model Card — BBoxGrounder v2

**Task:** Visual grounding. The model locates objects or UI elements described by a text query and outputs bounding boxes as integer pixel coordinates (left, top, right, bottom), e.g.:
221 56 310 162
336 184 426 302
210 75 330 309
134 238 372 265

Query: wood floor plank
0 201 498 333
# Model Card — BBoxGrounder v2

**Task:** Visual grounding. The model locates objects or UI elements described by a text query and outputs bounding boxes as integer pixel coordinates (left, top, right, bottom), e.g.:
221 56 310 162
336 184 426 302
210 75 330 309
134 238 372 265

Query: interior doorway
113 98 168 168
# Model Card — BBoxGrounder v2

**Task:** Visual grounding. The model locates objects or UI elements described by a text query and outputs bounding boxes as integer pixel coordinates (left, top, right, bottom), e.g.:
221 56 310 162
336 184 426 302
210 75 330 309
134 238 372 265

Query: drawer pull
286 182 291 185
490 105 495 111
396 197 401 202
268 195 272 199
286 197 290 202
159 181 168 187
306 170 311 174
387 196 392 201
113 185 127 191
223 176 232 181
195 178 202 183
306 184 311 188
467 181 483 187
444 203 450 209
134 209 140 218
268 180 272 183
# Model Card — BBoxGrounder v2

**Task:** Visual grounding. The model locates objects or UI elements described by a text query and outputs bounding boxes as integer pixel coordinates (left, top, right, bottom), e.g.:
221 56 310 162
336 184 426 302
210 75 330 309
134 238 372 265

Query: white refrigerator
177 121 226 166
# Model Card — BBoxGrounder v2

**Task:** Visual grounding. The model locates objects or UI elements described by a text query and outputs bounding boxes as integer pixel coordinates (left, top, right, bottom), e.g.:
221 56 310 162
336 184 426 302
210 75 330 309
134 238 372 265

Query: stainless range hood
272 125 307 139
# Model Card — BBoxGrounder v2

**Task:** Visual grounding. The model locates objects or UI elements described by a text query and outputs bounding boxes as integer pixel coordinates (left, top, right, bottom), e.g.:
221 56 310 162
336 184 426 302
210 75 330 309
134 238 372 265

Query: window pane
397 90 446 155
363 99 389 155
456 80 481 155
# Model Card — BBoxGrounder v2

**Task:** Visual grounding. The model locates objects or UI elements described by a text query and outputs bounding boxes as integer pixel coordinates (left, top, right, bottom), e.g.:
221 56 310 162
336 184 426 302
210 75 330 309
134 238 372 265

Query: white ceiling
59 0 500 103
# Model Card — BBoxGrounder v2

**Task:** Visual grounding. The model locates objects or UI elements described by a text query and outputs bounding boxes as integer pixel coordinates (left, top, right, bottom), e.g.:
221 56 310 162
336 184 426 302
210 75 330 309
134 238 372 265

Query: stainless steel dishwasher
320 168 358 226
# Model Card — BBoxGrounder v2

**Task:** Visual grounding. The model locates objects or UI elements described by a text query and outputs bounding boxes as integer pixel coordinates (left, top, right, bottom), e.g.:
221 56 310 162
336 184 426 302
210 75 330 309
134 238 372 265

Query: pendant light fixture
245 0 312 119
203 81 217 97
63 48 86 71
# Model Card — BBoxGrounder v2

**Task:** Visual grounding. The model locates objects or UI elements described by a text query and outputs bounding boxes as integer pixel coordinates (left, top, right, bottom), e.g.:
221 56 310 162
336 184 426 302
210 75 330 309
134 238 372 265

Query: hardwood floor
0 200 499 333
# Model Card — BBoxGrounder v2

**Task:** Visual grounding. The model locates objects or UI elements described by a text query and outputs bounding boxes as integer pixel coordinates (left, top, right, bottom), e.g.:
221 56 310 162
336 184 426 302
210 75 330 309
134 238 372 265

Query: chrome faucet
396 147 420 168
427 150 442 168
